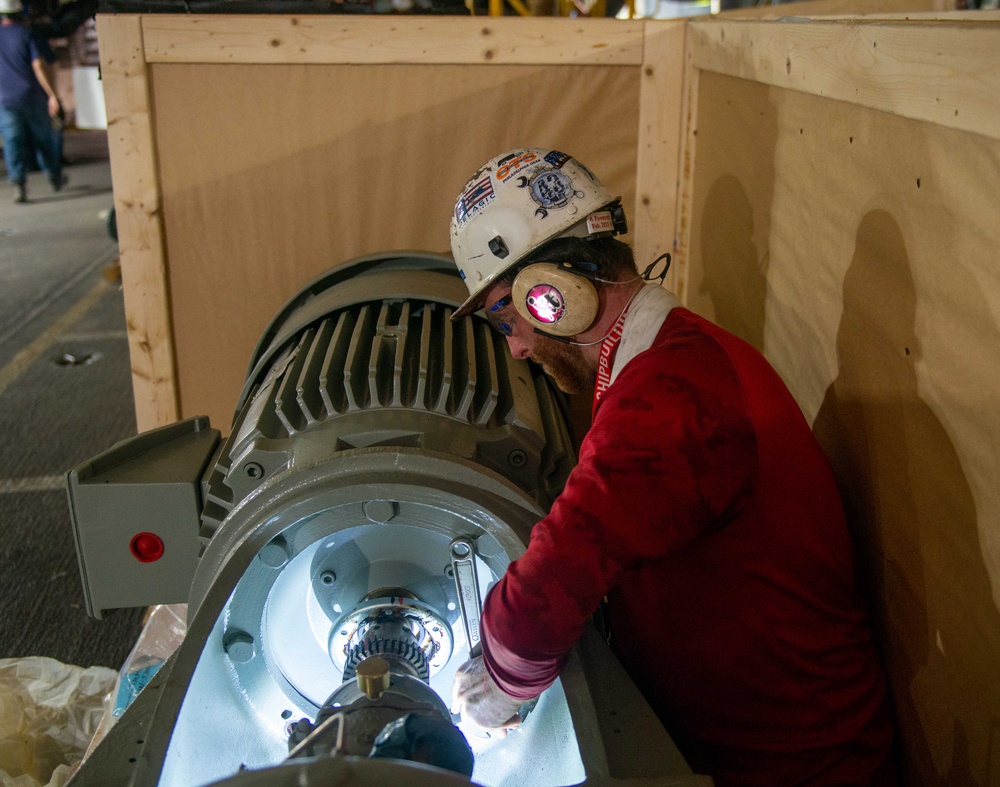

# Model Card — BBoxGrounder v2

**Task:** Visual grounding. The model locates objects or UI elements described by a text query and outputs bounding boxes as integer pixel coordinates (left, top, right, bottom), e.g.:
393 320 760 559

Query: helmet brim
451 291 486 322
451 260 518 321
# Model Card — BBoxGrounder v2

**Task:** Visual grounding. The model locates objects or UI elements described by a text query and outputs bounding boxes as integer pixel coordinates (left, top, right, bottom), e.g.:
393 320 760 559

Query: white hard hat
449 148 625 320
0 0 23 13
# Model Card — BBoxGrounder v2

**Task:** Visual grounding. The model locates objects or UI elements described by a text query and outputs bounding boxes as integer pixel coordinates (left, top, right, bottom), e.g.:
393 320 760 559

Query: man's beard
531 336 596 395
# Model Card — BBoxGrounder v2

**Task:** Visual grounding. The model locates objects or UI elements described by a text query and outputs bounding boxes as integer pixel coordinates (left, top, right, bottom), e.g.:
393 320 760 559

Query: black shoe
14 182 26 203
49 173 67 192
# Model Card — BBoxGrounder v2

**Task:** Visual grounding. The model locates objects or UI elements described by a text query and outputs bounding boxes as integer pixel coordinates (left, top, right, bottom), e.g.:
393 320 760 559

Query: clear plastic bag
82 604 187 762
0 656 116 787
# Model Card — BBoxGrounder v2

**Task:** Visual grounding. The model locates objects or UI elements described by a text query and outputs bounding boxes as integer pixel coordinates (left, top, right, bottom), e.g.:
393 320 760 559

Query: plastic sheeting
0 657 115 787
0 605 188 787
86 603 187 755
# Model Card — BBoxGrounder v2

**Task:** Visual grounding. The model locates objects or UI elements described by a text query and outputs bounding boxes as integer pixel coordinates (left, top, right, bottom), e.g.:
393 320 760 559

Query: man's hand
31 58 61 119
451 655 526 733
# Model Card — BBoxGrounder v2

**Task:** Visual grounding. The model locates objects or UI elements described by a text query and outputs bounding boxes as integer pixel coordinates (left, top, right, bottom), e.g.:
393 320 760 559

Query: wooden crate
677 10 1000 786
98 14 686 431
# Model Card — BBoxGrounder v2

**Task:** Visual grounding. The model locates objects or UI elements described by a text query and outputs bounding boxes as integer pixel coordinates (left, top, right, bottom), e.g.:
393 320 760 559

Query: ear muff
511 263 600 337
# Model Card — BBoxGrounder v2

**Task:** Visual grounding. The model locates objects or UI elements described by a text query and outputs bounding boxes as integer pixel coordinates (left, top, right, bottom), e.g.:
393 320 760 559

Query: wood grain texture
686 71 1000 785
715 0 956 18
670 23 699 305
149 62 640 429
97 15 179 432
689 17 1000 142
634 20 686 294
141 15 645 65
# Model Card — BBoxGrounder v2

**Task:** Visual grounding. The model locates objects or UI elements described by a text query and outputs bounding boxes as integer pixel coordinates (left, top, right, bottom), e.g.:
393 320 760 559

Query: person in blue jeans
0 0 63 204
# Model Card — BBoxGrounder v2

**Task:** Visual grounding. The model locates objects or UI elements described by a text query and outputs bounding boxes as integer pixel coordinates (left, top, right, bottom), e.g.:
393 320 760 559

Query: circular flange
329 596 453 678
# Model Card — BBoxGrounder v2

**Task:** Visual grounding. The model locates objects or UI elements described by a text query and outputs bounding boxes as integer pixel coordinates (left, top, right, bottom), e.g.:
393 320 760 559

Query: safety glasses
484 293 517 337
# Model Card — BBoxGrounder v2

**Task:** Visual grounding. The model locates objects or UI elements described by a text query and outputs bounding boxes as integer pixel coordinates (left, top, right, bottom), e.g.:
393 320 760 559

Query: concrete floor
0 130 146 669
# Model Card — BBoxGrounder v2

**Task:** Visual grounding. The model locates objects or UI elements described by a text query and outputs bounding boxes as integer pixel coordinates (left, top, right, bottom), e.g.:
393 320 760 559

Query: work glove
450 654 525 736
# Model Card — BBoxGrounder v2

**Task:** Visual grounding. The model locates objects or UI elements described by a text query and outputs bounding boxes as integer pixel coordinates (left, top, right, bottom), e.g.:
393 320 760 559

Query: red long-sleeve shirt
481 305 894 786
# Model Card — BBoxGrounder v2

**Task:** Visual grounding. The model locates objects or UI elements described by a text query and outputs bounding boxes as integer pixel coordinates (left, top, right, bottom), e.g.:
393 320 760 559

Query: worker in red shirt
448 148 896 786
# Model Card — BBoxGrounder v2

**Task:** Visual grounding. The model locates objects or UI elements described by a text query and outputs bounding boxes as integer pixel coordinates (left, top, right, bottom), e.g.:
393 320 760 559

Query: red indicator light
130 532 164 563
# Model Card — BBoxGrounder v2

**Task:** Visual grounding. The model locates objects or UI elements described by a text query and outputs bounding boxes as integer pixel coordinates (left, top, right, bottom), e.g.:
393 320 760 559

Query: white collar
609 284 683 387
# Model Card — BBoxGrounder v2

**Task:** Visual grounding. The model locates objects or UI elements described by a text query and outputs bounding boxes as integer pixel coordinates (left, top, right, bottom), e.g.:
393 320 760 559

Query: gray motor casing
67 417 220 619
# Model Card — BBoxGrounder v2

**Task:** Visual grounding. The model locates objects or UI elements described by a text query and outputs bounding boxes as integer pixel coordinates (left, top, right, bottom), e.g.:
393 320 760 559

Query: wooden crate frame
98 14 686 431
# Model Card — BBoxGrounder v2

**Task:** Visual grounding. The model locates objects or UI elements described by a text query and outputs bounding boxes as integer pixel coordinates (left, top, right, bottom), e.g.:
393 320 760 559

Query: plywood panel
150 62 640 430
688 17 1000 142
686 71 1000 785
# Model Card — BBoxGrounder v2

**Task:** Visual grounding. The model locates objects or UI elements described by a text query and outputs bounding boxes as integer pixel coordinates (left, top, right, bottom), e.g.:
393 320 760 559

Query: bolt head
507 449 527 468
363 500 397 523
224 631 255 663
258 537 289 568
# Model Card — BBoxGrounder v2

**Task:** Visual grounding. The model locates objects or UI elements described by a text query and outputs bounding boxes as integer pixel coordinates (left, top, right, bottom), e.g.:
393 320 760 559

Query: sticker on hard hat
530 171 576 210
543 150 571 169
525 284 566 325
496 151 538 182
455 175 496 226
587 211 614 234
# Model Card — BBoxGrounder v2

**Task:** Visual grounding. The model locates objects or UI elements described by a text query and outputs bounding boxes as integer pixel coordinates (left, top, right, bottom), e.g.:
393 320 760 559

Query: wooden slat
141 15 645 66
670 22 700 306
689 18 1000 142
97 14 179 431
818 10 1000 19
715 0 956 19
633 20 686 294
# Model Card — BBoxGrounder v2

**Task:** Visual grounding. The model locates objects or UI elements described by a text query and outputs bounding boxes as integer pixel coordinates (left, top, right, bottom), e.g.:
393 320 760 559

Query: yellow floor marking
0 278 109 399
